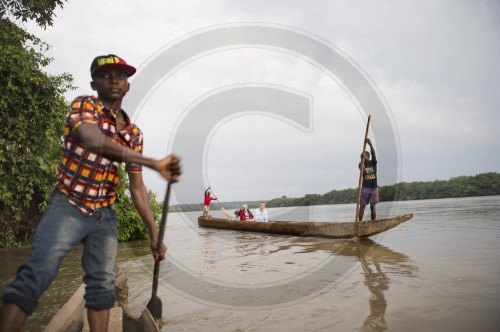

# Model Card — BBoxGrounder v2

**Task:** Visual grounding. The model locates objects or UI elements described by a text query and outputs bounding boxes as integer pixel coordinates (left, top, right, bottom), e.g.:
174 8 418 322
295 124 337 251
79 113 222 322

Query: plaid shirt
56 95 143 216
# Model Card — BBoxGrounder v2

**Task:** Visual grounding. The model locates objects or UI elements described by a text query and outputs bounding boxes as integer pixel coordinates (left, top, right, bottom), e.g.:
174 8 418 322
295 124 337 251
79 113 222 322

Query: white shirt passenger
253 203 269 222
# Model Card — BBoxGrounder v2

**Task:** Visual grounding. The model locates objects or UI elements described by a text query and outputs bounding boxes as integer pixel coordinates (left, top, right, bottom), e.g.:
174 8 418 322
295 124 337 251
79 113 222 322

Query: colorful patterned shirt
56 95 143 216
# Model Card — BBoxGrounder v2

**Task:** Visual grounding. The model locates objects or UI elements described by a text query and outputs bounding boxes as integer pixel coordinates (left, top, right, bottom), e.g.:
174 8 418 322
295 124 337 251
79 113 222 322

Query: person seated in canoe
226 209 240 220
203 187 217 218
253 202 269 222
236 204 254 221
358 138 379 221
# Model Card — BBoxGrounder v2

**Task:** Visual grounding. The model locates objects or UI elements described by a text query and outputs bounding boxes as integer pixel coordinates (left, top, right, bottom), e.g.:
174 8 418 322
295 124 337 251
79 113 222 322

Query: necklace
109 108 120 117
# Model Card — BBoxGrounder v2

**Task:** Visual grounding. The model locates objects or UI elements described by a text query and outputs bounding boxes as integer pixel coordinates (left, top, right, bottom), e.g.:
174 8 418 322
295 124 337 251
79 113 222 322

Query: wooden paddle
146 181 172 321
208 187 231 219
354 115 372 237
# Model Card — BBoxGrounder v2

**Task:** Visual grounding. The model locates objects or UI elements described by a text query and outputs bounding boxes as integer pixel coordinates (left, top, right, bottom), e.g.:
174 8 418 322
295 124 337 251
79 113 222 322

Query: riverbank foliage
0 4 161 247
174 172 500 212
115 166 163 242
268 172 500 207
0 17 73 247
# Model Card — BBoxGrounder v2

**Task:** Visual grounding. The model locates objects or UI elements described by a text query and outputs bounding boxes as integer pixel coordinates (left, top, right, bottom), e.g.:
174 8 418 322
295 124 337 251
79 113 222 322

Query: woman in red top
236 204 253 221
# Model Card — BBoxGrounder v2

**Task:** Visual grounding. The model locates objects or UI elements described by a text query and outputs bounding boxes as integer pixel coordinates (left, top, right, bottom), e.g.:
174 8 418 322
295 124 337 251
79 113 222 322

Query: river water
1 195 499 331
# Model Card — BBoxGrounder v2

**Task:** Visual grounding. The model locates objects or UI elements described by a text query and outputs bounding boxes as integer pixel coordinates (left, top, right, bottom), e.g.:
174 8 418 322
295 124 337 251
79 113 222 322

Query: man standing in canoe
0 54 181 332
203 187 217 218
358 138 379 221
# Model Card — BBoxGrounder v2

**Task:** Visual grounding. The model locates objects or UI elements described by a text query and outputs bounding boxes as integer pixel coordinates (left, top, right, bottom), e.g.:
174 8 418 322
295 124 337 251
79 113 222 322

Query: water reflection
1 227 417 332
1 246 84 332
201 230 217 271
360 250 388 331
233 234 272 273
271 238 418 332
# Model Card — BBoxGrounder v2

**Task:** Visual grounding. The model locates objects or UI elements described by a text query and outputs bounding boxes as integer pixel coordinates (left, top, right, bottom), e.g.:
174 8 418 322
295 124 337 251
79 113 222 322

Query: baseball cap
90 54 136 77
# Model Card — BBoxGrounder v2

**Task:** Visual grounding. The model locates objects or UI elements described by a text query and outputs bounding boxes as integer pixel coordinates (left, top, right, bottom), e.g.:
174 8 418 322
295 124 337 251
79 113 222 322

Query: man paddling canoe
0 54 181 332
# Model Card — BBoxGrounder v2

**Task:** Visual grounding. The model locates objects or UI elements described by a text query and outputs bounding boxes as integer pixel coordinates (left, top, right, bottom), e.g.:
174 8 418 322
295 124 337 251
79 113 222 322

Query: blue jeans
1 189 118 314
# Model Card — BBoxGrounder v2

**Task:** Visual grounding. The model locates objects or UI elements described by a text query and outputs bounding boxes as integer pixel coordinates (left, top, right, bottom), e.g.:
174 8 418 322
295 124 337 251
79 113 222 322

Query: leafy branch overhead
0 0 66 29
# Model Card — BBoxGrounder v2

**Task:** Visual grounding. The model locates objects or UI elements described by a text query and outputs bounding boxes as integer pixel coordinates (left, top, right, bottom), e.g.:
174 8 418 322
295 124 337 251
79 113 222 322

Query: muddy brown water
1 196 499 331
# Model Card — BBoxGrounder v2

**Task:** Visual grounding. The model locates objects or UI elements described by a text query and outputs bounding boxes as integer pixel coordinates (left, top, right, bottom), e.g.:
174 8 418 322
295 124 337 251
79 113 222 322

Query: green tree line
174 172 500 212
265 172 500 207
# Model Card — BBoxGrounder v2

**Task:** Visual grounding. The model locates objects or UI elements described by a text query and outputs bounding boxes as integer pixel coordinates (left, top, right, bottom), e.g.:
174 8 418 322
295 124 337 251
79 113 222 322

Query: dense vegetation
115 166 163 242
0 17 73 246
0 2 163 247
175 172 500 212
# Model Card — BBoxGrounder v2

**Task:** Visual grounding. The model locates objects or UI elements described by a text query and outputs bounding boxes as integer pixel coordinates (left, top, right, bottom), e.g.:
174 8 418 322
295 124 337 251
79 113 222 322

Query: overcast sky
22 0 500 204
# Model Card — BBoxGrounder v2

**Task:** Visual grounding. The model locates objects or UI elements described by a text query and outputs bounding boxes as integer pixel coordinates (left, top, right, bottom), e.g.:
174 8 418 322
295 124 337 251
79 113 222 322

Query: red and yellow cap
90 54 136 77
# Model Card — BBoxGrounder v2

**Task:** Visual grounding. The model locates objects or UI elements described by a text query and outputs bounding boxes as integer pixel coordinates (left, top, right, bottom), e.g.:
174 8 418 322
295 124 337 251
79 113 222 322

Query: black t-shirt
360 159 377 188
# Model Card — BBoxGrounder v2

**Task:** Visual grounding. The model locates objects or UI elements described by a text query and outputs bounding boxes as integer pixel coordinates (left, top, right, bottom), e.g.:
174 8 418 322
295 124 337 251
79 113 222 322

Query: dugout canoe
198 214 414 239
42 266 160 332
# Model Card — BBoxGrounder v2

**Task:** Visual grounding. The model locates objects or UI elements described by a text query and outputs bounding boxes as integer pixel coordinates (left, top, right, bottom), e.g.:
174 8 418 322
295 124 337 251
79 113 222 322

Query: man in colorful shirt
358 138 378 221
0 54 181 332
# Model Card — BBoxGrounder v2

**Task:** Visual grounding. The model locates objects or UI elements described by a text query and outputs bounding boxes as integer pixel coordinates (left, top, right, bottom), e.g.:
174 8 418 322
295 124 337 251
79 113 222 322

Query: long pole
354 115 372 238
208 187 231 219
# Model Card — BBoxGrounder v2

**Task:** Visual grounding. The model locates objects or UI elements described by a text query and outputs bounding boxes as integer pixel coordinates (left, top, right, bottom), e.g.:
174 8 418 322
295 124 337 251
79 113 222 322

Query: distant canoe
198 214 414 239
